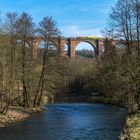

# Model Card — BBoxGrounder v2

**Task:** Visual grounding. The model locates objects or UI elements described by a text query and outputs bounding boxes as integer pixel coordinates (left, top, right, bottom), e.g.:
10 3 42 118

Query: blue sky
0 0 117 50
0 0 117 37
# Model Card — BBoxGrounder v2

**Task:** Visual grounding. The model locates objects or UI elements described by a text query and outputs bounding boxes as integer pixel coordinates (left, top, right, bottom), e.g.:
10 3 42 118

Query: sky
0 0 117 50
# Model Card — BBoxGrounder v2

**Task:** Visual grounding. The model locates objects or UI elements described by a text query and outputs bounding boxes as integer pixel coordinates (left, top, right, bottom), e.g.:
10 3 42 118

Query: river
0 103 127 140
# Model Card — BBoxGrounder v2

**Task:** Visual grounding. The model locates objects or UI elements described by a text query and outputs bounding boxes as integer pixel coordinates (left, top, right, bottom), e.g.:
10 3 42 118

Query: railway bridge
31 36 115 62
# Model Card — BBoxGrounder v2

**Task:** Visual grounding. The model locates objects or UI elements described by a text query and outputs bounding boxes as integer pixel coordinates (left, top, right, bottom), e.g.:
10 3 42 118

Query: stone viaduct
31 36 113 62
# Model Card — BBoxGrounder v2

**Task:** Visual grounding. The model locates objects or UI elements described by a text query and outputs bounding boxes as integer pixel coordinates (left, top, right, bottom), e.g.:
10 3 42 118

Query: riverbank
0 106 43 127
0 98 139 140
104 99 140 140
120 113 140 140
0 103 127 140
99 98 140 140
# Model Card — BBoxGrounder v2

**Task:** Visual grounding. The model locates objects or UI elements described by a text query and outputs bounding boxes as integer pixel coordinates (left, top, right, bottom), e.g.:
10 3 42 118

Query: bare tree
104 0 140 52
4 13 18 105
33 16 60 106
15 12 35 107
0 22 12 114
133 0 140 53
101 0 140 112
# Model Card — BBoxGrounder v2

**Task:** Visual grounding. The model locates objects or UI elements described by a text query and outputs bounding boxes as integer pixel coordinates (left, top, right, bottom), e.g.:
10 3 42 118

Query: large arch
37 40 59 57
31 37 67 59
74 40 98 59
48 39 59 50
16 39 32 54
38 40 58 49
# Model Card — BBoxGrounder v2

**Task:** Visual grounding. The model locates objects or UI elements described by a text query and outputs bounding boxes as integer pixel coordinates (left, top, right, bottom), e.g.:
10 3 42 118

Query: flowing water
0 103 127 140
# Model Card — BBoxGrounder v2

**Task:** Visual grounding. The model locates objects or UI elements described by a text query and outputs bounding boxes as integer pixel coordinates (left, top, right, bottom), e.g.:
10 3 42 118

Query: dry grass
0 106 42 127
121 113 140 140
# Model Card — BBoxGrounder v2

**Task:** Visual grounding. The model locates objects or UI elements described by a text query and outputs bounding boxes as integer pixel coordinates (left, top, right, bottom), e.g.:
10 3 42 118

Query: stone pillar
69 39 78 58
98 39 104 63
104 38 112 54
104 39 115 57
58 38 65 57
95 39 99 60
32 39 40 59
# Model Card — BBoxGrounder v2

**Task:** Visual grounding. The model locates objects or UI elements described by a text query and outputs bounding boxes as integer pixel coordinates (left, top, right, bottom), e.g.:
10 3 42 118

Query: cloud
60 25 102 37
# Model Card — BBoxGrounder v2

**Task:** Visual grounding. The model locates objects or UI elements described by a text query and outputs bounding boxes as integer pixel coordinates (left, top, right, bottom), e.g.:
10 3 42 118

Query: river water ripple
0 103 127 140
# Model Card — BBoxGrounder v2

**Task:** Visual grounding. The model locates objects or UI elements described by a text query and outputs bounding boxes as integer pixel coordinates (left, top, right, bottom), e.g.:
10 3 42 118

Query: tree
0 13 13 114
103 0 140 53
4 13 18 105
101 0 140 112
15 12 35 107
33 16 60 106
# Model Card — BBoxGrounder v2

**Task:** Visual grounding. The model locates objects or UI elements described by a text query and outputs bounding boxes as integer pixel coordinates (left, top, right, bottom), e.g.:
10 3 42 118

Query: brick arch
16 38 32 48
74 40 98 58
68 38 98 58
32 37 62 58
37 39 58 49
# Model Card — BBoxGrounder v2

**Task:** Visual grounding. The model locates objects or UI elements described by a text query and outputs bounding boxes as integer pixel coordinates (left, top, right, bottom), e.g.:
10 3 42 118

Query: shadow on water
0 96 127 140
